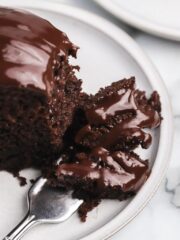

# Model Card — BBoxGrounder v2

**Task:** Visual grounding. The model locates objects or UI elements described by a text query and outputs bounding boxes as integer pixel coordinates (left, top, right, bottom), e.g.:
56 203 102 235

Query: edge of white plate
94 0 180 41
0 1 174 239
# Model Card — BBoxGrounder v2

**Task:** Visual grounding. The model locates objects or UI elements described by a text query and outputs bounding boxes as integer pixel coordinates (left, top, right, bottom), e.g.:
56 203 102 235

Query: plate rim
0 1 174 239
94 0 180 41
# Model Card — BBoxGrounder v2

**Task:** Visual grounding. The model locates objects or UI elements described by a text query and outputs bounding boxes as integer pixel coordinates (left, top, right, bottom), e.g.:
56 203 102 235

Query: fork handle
3 213 37 240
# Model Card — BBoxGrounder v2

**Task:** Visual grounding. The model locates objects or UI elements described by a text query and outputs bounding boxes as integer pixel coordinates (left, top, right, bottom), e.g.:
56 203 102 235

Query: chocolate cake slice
0 8 81 177
74 77 161 151
50 78 161 221
56 147 149 196
54 147 149 221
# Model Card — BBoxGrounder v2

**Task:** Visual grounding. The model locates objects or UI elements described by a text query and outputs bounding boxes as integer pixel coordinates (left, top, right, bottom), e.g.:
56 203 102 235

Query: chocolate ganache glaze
56 147 149 193
0 8 77 91
76 80 161 150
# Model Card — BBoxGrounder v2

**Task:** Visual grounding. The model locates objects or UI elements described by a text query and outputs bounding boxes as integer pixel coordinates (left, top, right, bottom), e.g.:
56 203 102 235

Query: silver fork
3 177 83 240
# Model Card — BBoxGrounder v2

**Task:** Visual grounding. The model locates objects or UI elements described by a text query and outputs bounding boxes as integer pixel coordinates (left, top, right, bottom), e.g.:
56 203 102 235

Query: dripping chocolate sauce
76 87 161 149
0 7 77 91
57 147 149 192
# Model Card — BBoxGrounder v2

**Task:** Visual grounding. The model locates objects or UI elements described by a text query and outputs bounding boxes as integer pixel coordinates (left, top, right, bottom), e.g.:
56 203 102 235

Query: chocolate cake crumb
78 199 100 222
30 179 36 185
13 173 27 186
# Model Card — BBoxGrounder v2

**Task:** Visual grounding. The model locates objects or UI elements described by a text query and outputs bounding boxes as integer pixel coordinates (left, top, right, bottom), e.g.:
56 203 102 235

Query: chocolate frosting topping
76 82 161 149
57 147 149 192
0 7 77 91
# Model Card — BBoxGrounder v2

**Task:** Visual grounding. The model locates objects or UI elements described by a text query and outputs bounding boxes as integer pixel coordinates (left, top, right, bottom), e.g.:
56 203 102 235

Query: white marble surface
51 1 180 239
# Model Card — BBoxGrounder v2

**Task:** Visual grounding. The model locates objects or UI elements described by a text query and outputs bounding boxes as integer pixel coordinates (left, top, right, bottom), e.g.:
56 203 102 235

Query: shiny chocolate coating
0 7 77 91
57 147 149 192
76 85 161 149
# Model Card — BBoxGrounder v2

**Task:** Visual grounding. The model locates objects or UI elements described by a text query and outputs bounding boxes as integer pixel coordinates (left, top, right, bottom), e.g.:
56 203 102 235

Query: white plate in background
94 0 180 41
0 1 173 240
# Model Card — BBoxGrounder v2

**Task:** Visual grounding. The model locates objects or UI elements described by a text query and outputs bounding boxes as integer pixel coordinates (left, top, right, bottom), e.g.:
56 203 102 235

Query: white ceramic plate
94 0 180 41
0 1 173 240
